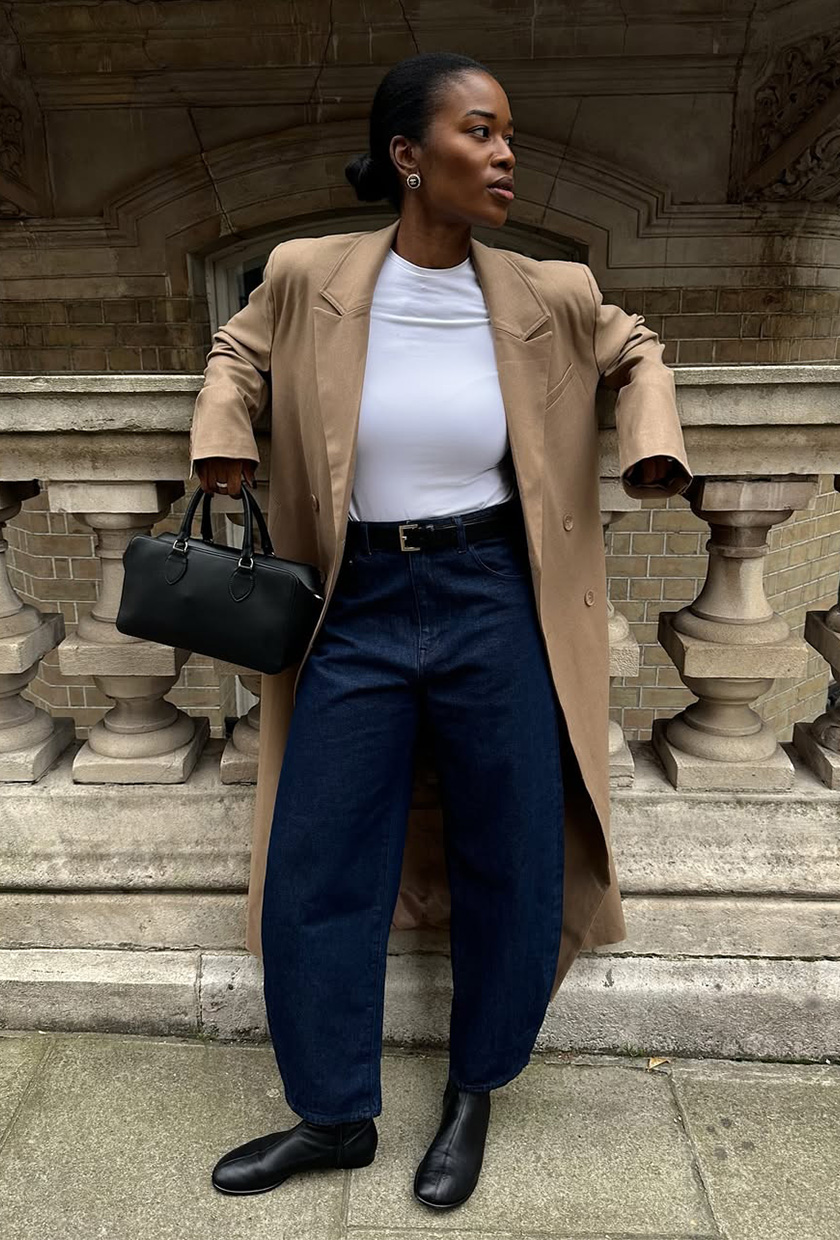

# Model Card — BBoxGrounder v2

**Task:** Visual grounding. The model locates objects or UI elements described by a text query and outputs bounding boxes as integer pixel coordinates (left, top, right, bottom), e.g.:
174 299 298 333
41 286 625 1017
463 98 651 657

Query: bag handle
239 481 275 558
172 482 275 565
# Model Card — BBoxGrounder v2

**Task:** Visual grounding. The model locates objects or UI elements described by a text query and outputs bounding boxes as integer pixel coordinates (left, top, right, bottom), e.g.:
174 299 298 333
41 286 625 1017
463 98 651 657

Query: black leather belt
346 498 523 552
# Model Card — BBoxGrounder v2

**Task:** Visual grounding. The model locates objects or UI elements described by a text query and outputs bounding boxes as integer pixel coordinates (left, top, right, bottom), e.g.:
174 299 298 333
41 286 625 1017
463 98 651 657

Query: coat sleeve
188 246 279 479
581 264 693 500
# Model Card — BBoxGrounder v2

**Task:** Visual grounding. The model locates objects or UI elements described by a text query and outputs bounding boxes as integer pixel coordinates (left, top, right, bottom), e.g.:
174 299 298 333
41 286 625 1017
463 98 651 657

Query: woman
192 51 692 1210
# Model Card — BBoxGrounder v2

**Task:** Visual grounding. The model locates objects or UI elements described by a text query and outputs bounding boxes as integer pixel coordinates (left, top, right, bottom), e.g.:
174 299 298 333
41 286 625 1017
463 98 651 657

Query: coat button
310 493 319 511
584 588 595 606
563 512 574 531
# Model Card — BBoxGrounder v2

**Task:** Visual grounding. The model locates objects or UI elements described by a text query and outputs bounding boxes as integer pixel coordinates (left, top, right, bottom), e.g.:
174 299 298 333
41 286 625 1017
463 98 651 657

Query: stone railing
1 366 839 1058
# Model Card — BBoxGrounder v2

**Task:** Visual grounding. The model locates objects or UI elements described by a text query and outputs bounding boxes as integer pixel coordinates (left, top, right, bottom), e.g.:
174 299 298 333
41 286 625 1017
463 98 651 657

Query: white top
347 245 516 522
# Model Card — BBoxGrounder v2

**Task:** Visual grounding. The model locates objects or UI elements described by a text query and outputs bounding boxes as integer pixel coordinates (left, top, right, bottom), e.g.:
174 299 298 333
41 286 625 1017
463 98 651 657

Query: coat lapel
312 218 554 572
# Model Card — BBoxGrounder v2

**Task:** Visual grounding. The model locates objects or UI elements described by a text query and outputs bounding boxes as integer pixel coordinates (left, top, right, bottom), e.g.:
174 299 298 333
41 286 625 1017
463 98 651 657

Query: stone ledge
1 947 837 1061
0 740 254 889
2 740 839 894
3 892 839 960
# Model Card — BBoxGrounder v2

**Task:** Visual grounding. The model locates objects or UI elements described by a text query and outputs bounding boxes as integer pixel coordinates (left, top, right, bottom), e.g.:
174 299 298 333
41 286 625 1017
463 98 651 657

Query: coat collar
311 217 554 590
317 217 551 340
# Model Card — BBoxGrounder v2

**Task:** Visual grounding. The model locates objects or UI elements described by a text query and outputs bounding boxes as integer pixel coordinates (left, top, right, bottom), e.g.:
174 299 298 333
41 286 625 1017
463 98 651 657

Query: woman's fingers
225 460 244 497
195 458 255 496
230 460 257 495
196 459 215 494
639 455 672 486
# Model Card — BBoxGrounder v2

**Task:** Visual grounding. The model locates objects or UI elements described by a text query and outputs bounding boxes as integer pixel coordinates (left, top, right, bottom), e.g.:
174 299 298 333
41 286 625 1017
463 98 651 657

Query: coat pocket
544 361 577 413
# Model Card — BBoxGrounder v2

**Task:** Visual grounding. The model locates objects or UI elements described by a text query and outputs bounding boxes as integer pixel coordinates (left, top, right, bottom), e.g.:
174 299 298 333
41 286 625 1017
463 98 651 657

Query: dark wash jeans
260 494 566 1124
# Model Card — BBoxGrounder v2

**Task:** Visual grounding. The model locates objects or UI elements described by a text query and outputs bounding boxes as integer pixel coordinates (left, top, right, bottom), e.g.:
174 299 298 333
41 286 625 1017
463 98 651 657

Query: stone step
2 891 839 958
0 946 837 1062
2 741 839 895
3 738 838 1058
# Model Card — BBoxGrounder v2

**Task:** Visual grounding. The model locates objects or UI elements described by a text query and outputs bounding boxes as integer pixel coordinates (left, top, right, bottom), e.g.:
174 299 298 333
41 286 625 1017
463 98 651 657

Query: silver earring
406 172 421 189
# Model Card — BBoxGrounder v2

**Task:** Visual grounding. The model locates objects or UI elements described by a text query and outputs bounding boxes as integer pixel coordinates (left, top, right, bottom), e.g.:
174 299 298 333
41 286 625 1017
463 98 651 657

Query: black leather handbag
115 482 326 674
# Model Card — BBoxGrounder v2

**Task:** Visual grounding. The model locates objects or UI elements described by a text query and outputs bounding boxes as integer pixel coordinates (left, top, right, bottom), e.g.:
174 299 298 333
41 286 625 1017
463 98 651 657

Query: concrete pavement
0 1031 837 1239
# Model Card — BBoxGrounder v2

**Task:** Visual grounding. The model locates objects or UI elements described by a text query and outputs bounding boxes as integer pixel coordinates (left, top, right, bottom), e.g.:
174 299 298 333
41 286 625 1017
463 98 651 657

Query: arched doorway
206 210 588 328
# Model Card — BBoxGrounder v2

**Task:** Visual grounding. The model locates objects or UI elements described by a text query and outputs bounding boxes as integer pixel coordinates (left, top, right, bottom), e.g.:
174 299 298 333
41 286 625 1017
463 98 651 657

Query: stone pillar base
792 721 840 790
219 740 258 784
609 735 635 789
651 717 795 791
214 661 261 785
72 716 210 784
0 715 75 782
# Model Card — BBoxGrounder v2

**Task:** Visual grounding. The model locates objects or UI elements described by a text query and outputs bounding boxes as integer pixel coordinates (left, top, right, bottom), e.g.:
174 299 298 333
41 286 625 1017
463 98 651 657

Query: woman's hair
345 51 494 214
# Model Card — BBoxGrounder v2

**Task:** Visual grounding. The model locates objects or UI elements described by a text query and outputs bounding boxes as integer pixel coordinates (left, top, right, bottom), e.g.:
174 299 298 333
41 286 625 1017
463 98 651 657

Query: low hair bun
344 151 391 203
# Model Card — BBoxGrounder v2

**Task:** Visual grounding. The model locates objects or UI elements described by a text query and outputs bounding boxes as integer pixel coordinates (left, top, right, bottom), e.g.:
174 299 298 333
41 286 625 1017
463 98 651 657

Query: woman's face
392 71 516 228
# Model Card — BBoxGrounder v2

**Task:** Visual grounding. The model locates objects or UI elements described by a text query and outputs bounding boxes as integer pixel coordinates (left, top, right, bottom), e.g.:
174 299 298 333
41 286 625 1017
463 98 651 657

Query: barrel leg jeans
260 496 566 1124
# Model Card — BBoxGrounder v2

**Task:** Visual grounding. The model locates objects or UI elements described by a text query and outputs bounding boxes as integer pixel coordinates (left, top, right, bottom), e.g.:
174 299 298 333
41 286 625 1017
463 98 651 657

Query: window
206 214 587 331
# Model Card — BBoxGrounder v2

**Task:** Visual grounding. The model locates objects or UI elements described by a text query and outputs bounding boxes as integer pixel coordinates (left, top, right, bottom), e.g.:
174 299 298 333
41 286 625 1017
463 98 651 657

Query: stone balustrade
0 365 839 1058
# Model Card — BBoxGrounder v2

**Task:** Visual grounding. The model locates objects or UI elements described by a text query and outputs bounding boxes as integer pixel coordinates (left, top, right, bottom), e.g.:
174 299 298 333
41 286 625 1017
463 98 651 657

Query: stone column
214 661 261 783
52 481 209 783
653 476 817 791
601 480 642 786
791 471 840 788
792 600 840 788
208 481 270 783
0 482 74 779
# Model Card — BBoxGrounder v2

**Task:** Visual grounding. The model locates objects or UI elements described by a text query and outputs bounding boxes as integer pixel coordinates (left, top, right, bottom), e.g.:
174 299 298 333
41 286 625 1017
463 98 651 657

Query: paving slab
4 1033 838 1239
0 1032 47 1140
672 1058 840 1240
348 1052 715 1236
348 1233 716 1239
0 1033 348 1240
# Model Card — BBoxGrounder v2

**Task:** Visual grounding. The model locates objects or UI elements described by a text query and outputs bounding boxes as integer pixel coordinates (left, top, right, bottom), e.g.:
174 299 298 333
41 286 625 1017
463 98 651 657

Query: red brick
680 289 717 313
67 302 104 324
107 347 142 370
664 314 741 339
103 301 137 323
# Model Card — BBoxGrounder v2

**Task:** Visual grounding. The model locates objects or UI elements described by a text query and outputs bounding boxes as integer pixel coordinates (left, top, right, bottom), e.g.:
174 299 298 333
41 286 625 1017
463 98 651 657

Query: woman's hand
631 455 676 487
195 457 256 497
626 454 691 491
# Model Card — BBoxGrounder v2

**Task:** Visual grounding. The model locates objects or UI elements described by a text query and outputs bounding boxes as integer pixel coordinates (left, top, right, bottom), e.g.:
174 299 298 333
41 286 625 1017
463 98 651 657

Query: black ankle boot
211 1116 377 1194
413 1076 491 1209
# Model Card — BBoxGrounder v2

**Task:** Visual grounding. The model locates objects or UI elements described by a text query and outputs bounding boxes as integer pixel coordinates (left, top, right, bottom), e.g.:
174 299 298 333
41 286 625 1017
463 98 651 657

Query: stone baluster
653 476 818 790
791 603 840 788
0 482 75 779
214 661 261 782
600 479 641 786
51 481 209 783
792 474 840 787
209 481 270 783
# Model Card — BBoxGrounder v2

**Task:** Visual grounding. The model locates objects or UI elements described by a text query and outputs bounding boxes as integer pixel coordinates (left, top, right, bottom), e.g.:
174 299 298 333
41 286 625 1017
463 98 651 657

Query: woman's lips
487 186 514 201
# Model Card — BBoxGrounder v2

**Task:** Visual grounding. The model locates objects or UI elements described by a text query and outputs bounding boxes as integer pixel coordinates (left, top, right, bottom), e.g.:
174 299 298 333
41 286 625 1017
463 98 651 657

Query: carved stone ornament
0 94 26 218
747 31 840 203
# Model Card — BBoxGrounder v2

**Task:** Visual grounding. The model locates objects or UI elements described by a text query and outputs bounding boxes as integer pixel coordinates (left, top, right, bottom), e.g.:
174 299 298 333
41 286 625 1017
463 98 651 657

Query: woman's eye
471 126 515 146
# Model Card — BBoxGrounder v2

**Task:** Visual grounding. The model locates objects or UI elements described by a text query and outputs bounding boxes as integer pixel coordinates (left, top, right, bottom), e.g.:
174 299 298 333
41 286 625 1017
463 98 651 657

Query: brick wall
4 286 840 374
606 475 840 743
602 286 840 366
0 298 209 374
7 488 236 740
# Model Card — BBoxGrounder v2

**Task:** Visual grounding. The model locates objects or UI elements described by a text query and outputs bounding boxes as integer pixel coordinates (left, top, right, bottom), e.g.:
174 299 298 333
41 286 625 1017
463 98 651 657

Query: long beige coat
189 217 693 1002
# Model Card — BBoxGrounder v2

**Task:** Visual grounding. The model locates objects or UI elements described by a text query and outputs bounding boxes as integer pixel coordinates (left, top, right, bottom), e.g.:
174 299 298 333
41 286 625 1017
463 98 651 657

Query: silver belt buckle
398 522 421 551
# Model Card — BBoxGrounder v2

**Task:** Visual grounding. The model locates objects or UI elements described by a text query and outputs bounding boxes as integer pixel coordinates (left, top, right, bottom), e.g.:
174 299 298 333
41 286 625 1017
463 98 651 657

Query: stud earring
406 172 421 189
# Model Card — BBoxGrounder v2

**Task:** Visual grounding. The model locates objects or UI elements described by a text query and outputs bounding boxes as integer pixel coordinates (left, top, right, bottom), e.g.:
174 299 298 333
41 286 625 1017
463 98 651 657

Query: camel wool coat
189 217 693 1003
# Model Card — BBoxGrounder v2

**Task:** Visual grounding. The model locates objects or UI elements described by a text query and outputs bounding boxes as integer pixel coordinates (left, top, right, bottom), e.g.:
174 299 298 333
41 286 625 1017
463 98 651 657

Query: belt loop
454 513 467 552
362 520 371 555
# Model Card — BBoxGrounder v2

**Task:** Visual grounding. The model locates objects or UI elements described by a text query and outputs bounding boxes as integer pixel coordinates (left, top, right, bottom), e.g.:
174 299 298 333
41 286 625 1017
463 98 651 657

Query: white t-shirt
347 245 516 522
